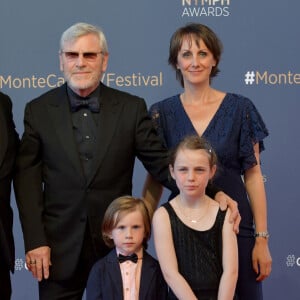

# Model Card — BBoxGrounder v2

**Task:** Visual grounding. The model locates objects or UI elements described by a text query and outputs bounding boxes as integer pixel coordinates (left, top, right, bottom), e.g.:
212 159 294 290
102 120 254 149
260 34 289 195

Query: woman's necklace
176 195 210 224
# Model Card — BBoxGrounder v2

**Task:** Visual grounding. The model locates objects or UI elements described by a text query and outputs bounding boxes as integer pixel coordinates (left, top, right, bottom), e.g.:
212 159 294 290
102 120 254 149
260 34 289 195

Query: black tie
118 253 138 263
71 97 100 112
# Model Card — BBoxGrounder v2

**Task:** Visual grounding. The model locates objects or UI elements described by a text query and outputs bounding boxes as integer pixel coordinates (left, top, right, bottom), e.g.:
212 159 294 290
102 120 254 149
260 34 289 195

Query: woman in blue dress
148 23 272 299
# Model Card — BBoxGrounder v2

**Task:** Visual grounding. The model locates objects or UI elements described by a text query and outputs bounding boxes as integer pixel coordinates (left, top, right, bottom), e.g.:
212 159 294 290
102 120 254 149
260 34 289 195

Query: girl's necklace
176 195 210 223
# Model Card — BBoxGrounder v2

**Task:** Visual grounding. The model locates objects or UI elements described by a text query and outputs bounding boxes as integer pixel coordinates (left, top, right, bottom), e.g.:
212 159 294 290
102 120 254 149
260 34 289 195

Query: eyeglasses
60 51 103 61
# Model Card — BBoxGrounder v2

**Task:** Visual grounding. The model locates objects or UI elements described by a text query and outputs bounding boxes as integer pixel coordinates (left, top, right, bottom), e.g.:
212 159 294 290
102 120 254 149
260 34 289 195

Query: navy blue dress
149 93 269 300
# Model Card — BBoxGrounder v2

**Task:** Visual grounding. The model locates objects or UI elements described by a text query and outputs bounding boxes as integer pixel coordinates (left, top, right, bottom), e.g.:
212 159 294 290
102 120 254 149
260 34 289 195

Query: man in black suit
0 92 19 300
14 22 176 299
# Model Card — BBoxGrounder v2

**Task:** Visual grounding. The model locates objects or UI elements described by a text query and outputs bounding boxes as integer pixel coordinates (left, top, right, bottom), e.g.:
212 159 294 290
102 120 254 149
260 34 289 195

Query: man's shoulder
0 91 12 109
28 84 66 107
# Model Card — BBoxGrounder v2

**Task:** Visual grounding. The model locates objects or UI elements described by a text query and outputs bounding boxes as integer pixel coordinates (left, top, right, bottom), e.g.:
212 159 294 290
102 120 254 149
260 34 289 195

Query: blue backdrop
1 0 299 299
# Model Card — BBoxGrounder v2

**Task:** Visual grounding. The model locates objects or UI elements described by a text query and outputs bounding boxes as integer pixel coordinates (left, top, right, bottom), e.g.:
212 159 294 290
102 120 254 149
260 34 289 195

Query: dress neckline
175 93 229 137
166 201 223 233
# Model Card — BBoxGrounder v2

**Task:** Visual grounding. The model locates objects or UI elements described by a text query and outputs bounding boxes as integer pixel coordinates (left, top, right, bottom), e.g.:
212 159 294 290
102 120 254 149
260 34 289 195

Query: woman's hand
215 191 241 234
252 238 272 281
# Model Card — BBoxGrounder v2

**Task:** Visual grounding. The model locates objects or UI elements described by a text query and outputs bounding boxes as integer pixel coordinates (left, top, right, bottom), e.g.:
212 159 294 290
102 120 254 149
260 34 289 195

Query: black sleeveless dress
163 202 229 300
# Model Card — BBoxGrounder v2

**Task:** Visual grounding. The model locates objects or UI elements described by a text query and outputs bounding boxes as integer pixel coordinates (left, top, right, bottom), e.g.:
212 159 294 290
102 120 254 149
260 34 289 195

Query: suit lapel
86 84 122 186
106 250 158 299
45 83 123 186
46 84 85 180
106 250 124 298
0 102 8 166
139 251 155 299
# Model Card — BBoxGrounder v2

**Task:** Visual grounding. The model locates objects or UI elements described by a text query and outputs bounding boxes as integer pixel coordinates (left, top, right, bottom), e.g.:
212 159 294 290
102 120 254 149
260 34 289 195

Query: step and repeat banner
1 0 299 299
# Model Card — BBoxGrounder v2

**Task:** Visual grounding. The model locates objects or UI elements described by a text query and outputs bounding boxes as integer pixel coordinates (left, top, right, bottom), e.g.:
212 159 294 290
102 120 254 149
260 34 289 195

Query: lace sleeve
149 103 167 148
239 98 269 171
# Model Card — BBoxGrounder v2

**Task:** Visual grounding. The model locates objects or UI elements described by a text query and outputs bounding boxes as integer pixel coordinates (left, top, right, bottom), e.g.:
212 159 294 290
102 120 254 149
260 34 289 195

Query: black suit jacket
14 83 172 280
0 92 19 272
86 249 167 300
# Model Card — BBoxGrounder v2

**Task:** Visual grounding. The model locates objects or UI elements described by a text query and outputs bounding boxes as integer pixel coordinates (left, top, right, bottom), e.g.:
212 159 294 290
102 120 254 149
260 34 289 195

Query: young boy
86 196 167 299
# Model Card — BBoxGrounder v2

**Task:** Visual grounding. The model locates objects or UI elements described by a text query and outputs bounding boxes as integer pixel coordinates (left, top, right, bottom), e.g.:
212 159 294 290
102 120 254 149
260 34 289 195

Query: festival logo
0 71 164 89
